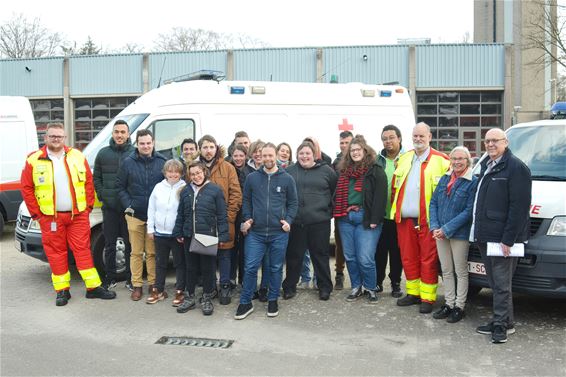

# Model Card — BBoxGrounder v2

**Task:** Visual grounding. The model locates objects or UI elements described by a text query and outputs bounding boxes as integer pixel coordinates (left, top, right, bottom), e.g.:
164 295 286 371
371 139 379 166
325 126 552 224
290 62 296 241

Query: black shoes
125 280 134 292
396 294 421 306
267 300 279 317
491 324 508 343
367 290 379 304
335 274 344 290
283 289 296 300
55 290 71 306
346 287 363 302
258 287 268 302
319 291 330 301
201 293 214 316
375 284 383 293
176 293 196 313
86 286 117 300
391 283 403 298
433 304 452 319
234 303 254 320
419 302 433 314
219 284 231 305
476 322 516 335
447 307 465 323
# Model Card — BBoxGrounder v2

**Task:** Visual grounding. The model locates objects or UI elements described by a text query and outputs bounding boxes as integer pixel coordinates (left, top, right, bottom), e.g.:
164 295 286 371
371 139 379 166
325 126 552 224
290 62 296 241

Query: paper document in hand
486 242 525 257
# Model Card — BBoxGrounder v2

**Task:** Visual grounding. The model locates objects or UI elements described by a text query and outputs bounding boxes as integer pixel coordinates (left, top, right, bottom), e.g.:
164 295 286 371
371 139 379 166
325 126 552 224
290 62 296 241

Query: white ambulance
468 119 566 298
15 77 416 278
0 96 38 234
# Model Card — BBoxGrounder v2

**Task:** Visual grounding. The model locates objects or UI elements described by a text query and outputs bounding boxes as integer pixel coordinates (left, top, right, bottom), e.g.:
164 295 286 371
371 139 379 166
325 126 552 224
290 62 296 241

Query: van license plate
468 261 486 275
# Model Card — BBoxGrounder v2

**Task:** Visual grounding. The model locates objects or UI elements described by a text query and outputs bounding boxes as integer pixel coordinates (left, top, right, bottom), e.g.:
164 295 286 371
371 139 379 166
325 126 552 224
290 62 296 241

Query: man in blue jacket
116 129 167 301
471 128 531 344
235 143 298 320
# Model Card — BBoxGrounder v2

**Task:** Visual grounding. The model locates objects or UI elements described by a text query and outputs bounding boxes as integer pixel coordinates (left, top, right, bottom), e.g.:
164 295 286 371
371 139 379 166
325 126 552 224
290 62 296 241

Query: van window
507 125 566 180
147 119 195 159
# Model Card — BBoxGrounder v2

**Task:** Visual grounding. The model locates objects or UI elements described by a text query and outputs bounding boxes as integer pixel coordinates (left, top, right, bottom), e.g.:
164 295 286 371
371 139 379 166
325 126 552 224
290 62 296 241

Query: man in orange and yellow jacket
21 123 116 306
391 122 450 313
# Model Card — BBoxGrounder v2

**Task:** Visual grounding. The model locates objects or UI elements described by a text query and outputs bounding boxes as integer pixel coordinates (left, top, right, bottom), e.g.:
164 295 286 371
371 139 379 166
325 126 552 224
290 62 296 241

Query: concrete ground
1 224 565 376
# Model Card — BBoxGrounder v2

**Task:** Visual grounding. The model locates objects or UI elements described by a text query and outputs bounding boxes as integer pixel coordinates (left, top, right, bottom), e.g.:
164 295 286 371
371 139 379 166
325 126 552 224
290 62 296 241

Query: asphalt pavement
1 224 565 376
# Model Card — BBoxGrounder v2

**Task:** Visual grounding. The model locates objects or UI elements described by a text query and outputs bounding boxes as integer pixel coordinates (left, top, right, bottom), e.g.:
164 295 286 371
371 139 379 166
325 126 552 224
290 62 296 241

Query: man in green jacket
93 120 135 289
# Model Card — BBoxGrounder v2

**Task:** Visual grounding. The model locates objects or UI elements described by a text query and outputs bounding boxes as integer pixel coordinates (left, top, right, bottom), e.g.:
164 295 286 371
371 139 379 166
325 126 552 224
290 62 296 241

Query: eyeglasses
484 138 505 145
450 157 467 161
350 148 363 153
47 135 65 140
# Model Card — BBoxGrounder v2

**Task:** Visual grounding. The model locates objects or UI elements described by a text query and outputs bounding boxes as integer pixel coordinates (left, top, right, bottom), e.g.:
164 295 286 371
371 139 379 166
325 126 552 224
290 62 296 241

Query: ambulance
15 76 416 278
0 97 38 234
467 119 566 298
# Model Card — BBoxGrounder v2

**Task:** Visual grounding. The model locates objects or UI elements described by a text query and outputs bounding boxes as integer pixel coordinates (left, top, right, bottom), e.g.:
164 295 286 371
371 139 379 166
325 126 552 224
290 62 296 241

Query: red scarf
333 165 368 218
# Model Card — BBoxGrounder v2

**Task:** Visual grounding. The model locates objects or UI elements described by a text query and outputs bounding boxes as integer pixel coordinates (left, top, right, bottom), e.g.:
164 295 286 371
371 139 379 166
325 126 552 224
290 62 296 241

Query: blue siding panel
234 48 317 82
148 51 227 89
70 54 143 95
417 44 505 88
324 46 409 86
0 57 63 97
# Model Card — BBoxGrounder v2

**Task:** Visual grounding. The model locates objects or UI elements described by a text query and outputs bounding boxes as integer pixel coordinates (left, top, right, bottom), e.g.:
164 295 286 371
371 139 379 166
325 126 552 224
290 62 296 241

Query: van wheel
91 228 129 281
467 286 482 298
0 215 4 234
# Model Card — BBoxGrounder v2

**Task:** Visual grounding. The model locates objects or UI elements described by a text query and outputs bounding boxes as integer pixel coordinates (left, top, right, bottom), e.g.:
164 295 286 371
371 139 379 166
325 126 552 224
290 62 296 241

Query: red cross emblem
338 118 353 131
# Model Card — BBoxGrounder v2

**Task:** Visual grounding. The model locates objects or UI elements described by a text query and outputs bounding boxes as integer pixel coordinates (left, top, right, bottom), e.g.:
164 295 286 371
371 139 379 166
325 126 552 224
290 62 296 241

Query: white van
15 78 416 276
468 119 566 298
0 96 38 234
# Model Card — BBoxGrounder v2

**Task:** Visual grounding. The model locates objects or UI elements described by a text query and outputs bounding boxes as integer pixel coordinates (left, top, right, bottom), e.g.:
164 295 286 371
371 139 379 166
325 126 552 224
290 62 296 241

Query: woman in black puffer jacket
173 162 229 316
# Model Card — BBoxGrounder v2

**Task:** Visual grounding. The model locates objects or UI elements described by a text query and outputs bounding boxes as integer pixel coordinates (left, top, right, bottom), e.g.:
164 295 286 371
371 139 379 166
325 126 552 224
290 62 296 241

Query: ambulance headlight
547 216 566 236
30 219 41 231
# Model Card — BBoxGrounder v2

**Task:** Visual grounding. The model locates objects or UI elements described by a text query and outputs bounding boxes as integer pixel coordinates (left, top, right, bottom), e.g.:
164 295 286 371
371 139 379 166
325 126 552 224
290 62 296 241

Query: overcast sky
2 0 475 51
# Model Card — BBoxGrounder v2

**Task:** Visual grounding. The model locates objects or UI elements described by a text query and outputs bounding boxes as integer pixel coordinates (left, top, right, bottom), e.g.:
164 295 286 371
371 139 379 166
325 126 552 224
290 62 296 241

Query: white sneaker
297 281 310 289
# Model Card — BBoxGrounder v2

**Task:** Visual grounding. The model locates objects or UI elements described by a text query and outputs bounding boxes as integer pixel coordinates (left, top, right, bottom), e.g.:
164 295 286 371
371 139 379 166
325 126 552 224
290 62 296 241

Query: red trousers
396 219 439 287
38 211 95 275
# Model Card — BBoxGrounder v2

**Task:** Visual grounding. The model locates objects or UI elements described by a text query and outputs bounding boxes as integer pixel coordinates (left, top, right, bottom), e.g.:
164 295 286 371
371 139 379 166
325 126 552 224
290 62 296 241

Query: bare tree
523 1 566 70
558 72 566 101
122 43 145 53
153 27 267 52
0 13 63 58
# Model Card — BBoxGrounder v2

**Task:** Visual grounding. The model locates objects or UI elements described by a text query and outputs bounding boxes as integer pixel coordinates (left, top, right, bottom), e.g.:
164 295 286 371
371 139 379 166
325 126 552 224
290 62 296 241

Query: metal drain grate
155 336 234 349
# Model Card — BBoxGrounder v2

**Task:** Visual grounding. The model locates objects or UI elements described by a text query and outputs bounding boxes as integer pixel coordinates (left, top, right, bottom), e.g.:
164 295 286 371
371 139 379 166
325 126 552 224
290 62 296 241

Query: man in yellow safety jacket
391 122 450 314
21 122 116 306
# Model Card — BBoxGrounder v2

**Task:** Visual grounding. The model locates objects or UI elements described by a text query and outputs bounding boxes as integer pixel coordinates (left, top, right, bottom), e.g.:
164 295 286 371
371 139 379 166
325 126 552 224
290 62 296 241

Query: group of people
21 119 531 345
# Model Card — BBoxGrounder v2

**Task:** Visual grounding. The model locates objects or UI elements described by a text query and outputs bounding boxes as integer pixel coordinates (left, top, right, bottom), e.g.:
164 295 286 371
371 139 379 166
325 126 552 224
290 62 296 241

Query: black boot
55 290 71 306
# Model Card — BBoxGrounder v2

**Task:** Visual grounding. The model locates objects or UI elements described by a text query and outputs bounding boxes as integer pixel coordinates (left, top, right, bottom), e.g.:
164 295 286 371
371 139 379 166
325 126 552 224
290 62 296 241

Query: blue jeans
338 210 382 291
259 253 270 289
217 248 232 285
240 231 289 304
301 251 312 283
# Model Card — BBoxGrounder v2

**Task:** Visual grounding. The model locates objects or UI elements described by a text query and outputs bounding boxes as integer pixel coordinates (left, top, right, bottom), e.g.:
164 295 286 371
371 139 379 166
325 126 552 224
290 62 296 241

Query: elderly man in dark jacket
116 129 167 301
471 128 531 344
282 140 337 301
93 120 135 289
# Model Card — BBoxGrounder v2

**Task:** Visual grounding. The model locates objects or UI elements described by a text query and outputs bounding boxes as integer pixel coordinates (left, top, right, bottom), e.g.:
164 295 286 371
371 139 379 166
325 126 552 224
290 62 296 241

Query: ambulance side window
146 119 195 159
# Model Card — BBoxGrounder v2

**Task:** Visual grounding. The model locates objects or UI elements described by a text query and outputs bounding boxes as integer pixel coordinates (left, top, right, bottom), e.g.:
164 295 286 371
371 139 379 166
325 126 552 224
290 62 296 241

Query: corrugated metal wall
416 44 505 88
148 51 227 89
70 54 143 96
233 48 318 82
0 57 64 97
323 45 409 86
0 44 507 97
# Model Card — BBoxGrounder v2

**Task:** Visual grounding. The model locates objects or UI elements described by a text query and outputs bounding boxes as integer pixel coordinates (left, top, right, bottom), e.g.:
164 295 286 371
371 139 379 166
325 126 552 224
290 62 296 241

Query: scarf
333 165 368 218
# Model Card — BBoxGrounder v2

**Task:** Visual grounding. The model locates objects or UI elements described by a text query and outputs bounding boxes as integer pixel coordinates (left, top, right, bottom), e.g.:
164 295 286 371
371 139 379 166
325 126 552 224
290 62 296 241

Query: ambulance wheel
91 227 129 281
0 215 4 234
467 285 482 298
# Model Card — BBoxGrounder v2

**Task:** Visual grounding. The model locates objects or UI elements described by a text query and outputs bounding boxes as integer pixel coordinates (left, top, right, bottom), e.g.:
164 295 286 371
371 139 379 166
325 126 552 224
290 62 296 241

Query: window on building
74 96 137 150
30 99 64 147
416 91 503 156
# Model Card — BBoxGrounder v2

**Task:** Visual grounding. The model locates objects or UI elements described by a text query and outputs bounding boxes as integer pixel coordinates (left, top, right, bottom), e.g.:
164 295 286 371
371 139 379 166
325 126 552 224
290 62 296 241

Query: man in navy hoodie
234 143 298 320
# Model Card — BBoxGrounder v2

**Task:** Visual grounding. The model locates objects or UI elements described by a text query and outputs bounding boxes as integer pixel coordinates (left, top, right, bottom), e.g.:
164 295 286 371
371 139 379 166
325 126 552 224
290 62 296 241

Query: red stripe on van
0 180 22 192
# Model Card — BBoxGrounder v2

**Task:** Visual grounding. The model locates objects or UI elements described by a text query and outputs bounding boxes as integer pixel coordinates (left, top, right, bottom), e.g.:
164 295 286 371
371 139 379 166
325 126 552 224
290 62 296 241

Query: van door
143 115 198 159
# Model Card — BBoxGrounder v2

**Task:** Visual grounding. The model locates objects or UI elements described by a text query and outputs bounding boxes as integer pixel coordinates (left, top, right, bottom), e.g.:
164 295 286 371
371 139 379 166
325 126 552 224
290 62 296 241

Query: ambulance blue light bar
380 90 392 97
230 86 245 94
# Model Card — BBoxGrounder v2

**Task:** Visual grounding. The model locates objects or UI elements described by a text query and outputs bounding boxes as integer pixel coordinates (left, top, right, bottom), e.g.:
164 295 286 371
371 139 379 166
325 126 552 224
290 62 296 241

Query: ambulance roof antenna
157 57 167 88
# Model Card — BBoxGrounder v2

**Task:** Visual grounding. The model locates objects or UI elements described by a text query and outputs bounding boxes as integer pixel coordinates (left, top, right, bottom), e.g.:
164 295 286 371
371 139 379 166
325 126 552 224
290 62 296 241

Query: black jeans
231 228 246 285
283 221 333 294
154 236 185 292
102 207 131 281
375 219 403 286
184 239 216 295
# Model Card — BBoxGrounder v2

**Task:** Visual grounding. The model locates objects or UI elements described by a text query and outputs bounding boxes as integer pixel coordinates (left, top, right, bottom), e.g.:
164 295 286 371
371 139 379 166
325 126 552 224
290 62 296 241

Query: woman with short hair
429 146 478 323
